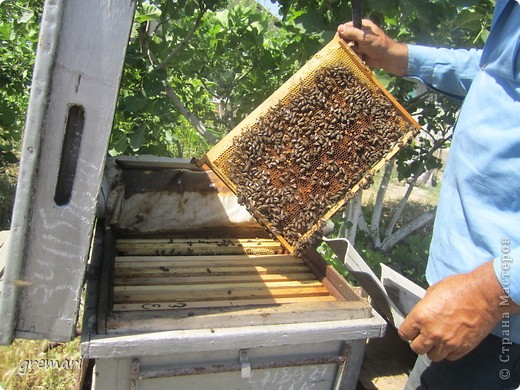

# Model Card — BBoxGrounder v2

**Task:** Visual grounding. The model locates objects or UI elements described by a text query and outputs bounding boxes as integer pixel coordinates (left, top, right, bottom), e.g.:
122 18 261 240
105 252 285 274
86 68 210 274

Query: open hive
98 166 376 336
200 36 420 252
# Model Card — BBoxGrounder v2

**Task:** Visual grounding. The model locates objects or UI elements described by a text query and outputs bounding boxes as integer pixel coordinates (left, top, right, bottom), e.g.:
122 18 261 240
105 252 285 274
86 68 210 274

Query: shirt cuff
406 44 437 79
493 244 520 305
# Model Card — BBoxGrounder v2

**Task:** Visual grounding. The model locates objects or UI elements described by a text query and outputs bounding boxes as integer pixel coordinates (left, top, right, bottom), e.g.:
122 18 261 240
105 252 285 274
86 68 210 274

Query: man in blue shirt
339 1 520 388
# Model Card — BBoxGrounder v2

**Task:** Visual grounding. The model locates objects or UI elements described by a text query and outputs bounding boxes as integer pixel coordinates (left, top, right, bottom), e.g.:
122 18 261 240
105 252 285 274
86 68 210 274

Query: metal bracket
239 349 251 378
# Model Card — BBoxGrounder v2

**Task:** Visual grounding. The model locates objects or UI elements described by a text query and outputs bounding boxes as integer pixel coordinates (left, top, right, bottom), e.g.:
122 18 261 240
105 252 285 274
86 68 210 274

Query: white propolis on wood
0 0 136 344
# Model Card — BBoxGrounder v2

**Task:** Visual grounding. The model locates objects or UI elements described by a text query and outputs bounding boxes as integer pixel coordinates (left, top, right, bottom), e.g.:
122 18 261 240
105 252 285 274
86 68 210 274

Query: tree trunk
380 208 436 252
370 161 394 249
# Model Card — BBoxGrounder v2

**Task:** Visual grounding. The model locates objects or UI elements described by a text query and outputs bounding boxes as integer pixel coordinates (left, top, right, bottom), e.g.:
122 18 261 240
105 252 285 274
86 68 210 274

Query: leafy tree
0 0 42 166
110 0 320 158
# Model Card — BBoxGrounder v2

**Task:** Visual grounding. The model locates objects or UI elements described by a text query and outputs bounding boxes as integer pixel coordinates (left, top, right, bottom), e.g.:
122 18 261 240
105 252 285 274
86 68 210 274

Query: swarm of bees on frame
226 65 415 250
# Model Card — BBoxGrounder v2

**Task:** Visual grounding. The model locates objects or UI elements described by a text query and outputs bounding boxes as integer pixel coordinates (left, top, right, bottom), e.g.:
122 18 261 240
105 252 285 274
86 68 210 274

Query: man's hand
398 261 520 362
337 19 408 76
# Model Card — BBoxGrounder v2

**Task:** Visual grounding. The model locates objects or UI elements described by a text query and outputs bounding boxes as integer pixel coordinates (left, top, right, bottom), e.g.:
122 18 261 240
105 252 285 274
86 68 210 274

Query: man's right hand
337 19 409 76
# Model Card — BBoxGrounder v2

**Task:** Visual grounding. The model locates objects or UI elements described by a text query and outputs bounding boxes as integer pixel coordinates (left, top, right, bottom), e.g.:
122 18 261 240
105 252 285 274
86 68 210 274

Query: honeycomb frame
199 36 420 253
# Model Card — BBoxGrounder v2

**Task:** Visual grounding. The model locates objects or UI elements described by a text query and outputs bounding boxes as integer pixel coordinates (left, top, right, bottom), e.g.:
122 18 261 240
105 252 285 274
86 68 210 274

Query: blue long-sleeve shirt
406 0 520 342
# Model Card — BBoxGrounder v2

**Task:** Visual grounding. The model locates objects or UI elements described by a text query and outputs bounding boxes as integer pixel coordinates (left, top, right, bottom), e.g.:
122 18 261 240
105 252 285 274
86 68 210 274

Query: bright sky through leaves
257 0 281 16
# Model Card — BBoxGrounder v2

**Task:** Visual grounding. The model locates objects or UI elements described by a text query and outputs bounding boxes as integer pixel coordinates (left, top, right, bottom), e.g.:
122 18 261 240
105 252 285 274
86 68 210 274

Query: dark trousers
405 334 520 389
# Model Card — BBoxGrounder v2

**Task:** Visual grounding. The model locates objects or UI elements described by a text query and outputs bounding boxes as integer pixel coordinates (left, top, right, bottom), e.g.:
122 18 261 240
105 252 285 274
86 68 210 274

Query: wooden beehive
71 158 387 389
200 36 420 253
97 164 375 336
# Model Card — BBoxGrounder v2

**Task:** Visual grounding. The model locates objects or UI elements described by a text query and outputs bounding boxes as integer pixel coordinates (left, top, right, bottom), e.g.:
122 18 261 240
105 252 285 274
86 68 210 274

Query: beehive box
84 158 386 390
200 36 420 252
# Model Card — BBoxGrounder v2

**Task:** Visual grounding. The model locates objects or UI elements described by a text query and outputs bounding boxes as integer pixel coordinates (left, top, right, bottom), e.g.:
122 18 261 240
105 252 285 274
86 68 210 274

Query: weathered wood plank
115 256 305 272
97 226 115 334
114 285 330 303
115 239 284 256
117 238 279 245
113 296 337 312
113 272 317 286
300 245 364 302
114 254 293 263
114 280 324 293
83 316 386 359
114 265 310 277
106 300 370 333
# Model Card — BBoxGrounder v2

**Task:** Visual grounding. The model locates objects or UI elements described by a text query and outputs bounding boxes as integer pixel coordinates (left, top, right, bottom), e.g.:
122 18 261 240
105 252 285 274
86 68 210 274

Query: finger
409 333 435 356
398 315 420 342
427 344 451 362
337 21 354 30
337 25 365 43
338 19 375 32
347 42 362 55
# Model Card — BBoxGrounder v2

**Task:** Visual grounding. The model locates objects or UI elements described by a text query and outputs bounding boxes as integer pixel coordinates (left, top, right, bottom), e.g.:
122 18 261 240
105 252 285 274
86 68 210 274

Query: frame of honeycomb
199 36 420 253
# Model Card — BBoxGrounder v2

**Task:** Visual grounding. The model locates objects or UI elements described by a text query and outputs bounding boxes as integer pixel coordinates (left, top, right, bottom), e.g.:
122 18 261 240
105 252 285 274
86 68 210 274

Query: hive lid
200 36 420 253
0 0 136 344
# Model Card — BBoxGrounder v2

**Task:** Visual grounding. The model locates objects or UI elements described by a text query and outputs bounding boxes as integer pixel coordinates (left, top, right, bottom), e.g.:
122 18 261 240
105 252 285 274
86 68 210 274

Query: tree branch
383 169 420 240
371 161 394 249
348 192 363 244
161 3 208 68
403 90 433 113
380 208 436 252
164 84 217 144
383 137 448 239
338 192 363 244
138 20 217 144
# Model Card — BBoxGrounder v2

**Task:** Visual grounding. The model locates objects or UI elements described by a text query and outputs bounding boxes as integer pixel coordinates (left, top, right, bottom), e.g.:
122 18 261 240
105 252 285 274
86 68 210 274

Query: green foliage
320 228 430 288
389 233 430 287
0 0 42 165
395 93 459 181
278 0 494 47
0 166 17 230
110 0 319 157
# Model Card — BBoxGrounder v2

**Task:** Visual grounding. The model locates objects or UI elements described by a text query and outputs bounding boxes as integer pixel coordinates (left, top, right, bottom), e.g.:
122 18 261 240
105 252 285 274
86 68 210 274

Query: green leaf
109 130 130 155
214 9 230 28
143 68 166 97
0 22 11 40
0 147 18 163
129 127 149 150
122 95 148 112
19 10 34 24
135 2 162 23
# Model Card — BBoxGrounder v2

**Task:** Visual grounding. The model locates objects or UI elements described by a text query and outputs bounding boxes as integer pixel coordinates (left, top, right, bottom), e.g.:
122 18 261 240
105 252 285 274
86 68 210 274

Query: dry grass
0 338 81 390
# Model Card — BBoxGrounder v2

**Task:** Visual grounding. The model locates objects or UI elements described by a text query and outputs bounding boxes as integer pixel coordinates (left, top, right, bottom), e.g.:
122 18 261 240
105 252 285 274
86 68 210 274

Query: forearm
338 20 482 98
